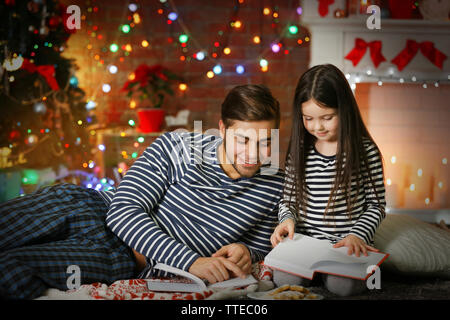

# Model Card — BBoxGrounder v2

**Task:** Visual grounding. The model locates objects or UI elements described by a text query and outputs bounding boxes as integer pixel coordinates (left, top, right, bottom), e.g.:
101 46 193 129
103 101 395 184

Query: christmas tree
0 0 96 172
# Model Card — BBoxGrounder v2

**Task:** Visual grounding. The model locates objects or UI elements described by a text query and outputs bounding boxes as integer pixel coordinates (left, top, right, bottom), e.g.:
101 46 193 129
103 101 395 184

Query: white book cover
264 233 389 280
146 263 258 293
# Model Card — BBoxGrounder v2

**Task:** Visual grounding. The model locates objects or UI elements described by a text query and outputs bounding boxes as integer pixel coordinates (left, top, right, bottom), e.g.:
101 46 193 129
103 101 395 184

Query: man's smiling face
219 119 277 179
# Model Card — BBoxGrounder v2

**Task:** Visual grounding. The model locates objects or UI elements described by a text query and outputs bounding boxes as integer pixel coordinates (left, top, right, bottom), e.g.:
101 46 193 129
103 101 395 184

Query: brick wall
61 0 311 166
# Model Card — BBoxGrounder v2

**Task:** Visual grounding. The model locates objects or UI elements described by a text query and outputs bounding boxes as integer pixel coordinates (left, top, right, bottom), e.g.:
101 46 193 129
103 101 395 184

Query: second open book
146 262 258 293
264 233 389 281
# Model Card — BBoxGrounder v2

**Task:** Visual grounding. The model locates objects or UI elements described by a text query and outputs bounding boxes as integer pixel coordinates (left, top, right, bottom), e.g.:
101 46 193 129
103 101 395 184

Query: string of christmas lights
83 0 310 107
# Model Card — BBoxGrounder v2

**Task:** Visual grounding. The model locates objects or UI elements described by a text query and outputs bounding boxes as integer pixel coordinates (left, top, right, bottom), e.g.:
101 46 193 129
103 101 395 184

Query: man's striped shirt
100 132 284 278
278 140 386 245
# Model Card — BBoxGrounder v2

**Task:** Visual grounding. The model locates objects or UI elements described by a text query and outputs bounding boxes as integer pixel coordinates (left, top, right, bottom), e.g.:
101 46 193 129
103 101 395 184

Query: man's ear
219 119 225 139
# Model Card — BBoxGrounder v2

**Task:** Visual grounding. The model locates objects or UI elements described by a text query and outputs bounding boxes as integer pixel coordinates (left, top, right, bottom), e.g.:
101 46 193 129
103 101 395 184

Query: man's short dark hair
221 84 280 128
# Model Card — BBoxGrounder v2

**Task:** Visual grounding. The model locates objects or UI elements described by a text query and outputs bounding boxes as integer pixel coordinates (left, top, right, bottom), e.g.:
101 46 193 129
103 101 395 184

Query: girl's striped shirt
101 131 284 278
278 140 386 245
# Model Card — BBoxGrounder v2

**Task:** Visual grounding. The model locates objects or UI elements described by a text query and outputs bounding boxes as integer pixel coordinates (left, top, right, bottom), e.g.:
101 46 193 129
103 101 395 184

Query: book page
151 263 258 291
153 263 206 289
312 248 370 266
264 234 330 278
208 274 257 289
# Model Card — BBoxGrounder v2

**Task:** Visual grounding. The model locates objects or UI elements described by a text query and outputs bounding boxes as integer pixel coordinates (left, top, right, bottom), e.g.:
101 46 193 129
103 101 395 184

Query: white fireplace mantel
300 4 450 84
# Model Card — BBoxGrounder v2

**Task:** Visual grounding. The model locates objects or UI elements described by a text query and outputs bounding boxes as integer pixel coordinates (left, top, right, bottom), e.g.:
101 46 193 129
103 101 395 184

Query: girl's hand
270 219 295 247
333 234 379 257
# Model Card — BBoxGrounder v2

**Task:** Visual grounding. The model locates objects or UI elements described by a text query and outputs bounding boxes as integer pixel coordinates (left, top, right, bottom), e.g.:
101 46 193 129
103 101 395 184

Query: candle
433 181 448 208
404 184 418 209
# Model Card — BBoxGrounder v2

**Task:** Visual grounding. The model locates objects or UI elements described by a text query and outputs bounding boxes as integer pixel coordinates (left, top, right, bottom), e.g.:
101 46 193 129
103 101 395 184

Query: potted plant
121 64 182 132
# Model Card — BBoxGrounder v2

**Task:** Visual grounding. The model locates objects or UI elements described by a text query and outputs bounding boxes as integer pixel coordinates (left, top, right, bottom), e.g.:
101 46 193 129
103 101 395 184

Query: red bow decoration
317 0 334 17
21 58 60 91
344 38 386 68
391 39 448 71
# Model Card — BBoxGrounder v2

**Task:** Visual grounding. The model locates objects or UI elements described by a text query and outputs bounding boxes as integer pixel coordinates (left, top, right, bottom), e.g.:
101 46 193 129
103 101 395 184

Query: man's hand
333 234 379 257
188 256 245 284
212 243 252 276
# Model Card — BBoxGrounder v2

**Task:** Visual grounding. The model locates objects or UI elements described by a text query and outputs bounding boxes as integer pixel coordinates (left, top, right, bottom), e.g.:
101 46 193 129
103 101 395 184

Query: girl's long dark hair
286 64 384 221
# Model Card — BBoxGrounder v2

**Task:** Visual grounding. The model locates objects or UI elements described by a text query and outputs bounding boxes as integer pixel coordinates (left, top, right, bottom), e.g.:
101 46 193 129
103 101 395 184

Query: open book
264 233 389 281
146 263 258 293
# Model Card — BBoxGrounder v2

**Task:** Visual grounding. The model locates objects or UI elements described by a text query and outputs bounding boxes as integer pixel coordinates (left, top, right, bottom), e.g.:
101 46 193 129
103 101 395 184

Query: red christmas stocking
318 0 335 17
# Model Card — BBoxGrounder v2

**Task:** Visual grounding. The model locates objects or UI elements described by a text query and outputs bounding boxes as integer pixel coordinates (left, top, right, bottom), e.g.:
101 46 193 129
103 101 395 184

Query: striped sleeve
278 199 295 224
349 143 386 244
105 133 200 272
239 201 279 262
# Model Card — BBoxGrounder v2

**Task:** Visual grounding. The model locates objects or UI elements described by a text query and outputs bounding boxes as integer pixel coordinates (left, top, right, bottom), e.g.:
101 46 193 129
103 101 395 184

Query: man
0 84 283 299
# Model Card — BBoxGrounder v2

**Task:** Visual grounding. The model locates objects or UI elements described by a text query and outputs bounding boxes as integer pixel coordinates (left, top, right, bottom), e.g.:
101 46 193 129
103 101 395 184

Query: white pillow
373 214 450 279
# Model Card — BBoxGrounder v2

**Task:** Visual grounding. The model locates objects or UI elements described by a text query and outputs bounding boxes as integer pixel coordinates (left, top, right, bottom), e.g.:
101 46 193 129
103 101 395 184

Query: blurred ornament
48 15 61 29
419 0 450 21
271 43 281 53
213 64 222 74
86 100 97 110
0 147 13 169
109 43 119 52
22 169 40 185
118 162 129 173
334 9 346 18
259 59 268 68
9 130 21 141
27 1 40 13
5 0 16 6
33 102 47 114
102 83 111 93
195 51 205 61
39 26 49 36
3 55 24 71
129 3 138 12
288 25 298 34
121 24 131 33
108 65 118 74
168 12 178 21
236 64 245 74
69 75 78 87
25 134 39 146
179 34 189 43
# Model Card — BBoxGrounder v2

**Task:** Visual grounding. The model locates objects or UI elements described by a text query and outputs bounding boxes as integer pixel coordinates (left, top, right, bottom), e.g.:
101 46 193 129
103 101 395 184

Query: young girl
271 64 386 297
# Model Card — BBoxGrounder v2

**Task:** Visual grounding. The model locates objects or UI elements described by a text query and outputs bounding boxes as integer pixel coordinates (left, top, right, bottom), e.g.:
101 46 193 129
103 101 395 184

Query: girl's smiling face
301 99 339 142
